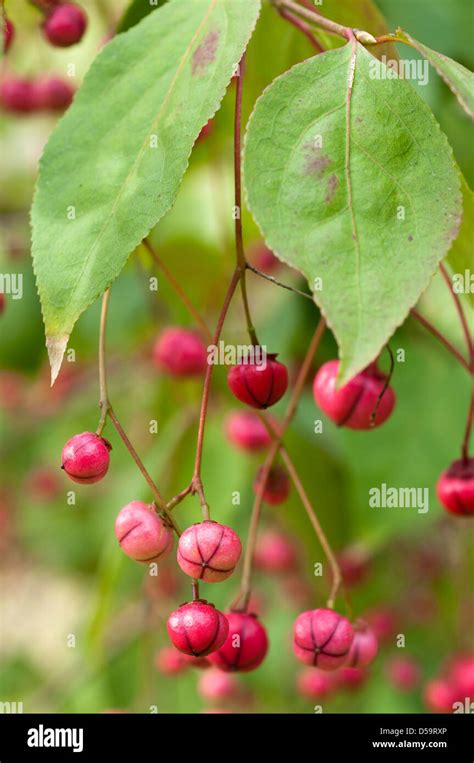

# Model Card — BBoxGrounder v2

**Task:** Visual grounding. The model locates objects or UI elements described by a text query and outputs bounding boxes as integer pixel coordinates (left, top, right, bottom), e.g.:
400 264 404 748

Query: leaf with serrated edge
243 42 462 385
398 30 474 121
447 174 474 307
31 0 261 383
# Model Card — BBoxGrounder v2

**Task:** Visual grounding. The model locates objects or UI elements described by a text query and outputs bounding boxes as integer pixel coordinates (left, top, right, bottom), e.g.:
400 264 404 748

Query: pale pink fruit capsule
297 668 336 699
198 669 240 702
177 520 242 583
167 601 228 657
449 654 474 697
424 679 458 713
61 432 111 484
345 621 378 668
436 458 474 516
115 501 173 564
208 611 269 672
337 667 367 689
224 410 272 452
153 327 207 377
154 647 189 676
386 655 421 690
254 530 297 574
293 608 354 670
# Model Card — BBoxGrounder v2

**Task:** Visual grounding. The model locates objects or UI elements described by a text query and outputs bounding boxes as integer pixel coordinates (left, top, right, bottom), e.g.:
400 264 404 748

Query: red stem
277 6 324 51
439 263 474 369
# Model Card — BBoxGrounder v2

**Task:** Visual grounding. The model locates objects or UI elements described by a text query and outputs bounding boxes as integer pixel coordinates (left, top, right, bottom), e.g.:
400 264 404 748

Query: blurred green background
0 0 473 714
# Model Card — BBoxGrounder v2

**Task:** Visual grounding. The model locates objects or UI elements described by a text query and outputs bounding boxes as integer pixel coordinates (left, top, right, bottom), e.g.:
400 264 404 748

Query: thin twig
461 386 474 462
274 0 351 40
247 262 314 300
411 309 471 373
142 238 212 344
440 263 474 368
276 6 324 51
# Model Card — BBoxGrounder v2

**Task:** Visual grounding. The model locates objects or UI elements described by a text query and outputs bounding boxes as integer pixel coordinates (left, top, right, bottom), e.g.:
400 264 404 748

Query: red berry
224 410 272 452
313 360 395 429
198 669 240 702
293 608 354 670
115 501 173 564
43 3 87 47
386 655 421 690
0 77 39 114
449 654 474 697
424 679 457 713
436 458 474 516
337 666 367 689
227 354 288 409
167 601 228 657
297 668 336 699
208 611 269 672
253 465 290 505
250 243 280 273
177 520 242 583
344 621 378 668
254 529 297 573
338 546 370 587
35 76 75 111
153 327 207 377
26 466 62 501
3 17 14 53
61 431 111 484
154 646 189 676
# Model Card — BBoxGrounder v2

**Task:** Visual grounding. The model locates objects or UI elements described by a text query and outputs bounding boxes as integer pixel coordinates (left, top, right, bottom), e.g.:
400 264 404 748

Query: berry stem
191 266 242 518
232 318 326 611
96 289 180 534
234 53 259 348
411 309 471 374
276 5 325 51
191 580 200 601
461 386 474 462
246 263 314 301
273 0 352 41
142 238 213 344
439 263 474 369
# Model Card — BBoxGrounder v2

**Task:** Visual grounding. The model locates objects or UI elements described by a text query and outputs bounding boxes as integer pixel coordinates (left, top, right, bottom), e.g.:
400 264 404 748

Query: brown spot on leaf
303 142 332 177
325 174 339 204
192 29 220 76
408 235 413 241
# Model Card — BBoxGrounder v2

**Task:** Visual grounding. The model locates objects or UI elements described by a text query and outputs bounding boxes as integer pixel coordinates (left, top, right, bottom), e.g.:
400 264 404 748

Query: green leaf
243 42 462 384
398 30 474 120
31 0 261 383
117 0 168 34
447 173 474 306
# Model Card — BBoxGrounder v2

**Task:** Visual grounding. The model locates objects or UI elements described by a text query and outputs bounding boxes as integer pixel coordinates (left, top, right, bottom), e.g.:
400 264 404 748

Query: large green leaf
243 42 462 384
398 30 474 120
447 173 474 307
31 0 261 383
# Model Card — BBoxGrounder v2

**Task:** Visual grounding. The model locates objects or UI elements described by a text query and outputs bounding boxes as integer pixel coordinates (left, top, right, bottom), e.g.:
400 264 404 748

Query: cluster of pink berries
0 76 75 114
424 654 474 712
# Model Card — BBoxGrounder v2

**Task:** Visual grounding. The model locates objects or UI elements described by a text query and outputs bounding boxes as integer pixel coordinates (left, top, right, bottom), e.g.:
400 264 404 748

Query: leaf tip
46 335 69 387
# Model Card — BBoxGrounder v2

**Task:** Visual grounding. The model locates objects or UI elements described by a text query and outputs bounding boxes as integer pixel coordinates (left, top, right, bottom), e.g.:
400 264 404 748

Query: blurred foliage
0 0 473 715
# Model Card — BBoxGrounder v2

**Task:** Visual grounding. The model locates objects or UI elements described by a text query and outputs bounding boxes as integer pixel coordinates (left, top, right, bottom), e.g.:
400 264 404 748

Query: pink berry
152 327 207 377
253 465 290 505
197 119 214 143
293 608 354 670
224 410 272 452
27 466 62 501
177 520 242 583
424 679 457 713
436 458 474 516
35 76 75 111
3 17 14 53
167 601 228 657
0 77 39 114
338 546 370 587
227 354 288 409
250 243 280 273
337 666 367 689
386 655 421 691
297 668 336 699
313 360 395 429
345 621 378 668
154 646 189 675
365 607 397 644
61 431 111 484
254 530 297 573
115 501 173 564
198 669 240 702
449 654 474 697
43 3 87 47
208 611 269 672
